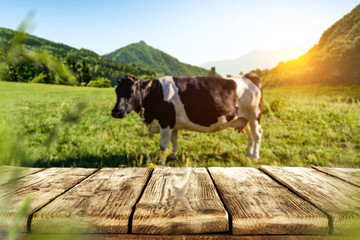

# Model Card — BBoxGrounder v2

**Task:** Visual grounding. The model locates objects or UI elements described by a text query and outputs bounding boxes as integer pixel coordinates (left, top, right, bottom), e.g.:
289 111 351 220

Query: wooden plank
2 234 359 240
313 167 360 187
132 167 228 235
31 168 152 233
0 166 43 185
0 168 82 198
77 235 359 240
0 167 97 232
208 167 328 235
260 166 360 235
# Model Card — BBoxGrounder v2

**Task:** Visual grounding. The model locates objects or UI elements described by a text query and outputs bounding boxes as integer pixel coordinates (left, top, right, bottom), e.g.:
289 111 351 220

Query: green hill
103 41 211 76
259 3 360 86
0 28 156 85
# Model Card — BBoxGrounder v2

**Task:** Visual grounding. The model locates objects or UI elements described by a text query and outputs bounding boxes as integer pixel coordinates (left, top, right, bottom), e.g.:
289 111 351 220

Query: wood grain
260 166 360 235
4 234 360 240
313 167 360 187
208 167 328 235
31 168 152 233
0 167 96 232
0 166 43 185
132 167 228 235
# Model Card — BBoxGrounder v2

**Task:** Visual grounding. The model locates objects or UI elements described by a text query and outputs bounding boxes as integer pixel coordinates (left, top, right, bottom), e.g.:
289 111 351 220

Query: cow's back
157 76 238 131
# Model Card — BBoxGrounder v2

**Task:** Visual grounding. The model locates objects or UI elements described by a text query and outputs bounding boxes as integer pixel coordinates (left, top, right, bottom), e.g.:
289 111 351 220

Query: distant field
0 81 359 168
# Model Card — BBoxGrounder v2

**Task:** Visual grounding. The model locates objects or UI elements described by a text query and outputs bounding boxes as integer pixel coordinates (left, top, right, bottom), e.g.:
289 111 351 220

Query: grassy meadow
0 81 359 168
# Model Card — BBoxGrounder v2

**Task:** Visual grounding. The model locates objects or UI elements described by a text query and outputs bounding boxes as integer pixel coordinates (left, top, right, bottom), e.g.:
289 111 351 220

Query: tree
76 60 92 85
64 55 76 72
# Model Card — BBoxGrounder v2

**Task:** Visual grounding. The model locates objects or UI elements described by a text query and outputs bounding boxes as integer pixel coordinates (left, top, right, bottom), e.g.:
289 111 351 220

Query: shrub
87 77 112 88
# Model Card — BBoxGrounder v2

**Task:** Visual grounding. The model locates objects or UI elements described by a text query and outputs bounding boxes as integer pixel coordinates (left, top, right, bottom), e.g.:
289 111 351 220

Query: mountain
261 3 360 86
0 27 156 85
103 41 211 77
200 44 312 77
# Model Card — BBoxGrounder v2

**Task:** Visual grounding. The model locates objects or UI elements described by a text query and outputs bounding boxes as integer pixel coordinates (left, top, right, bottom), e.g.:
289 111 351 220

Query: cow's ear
134 79 140 85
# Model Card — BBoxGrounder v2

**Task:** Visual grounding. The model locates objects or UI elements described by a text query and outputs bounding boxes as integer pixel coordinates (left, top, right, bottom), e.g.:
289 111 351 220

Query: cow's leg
158 127 172 165
160 127 172 152
171 129 178 153
161 129 179 165
245 125 254 157
249 119 262 159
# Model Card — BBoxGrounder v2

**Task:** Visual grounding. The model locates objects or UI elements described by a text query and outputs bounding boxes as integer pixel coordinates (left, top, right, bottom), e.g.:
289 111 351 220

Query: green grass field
0 81 359 168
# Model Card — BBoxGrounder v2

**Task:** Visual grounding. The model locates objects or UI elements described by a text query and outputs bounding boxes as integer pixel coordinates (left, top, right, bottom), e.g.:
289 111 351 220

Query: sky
0 0 359 65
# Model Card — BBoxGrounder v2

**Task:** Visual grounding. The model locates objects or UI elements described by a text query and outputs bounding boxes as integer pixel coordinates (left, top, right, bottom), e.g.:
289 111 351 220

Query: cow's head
112 76 140 118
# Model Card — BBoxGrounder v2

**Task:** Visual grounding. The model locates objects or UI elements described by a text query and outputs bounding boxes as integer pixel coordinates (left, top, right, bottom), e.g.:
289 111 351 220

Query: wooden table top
0 166 359 239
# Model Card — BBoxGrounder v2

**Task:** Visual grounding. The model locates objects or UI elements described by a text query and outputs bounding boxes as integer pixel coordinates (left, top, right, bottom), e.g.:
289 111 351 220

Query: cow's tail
245 73 263 123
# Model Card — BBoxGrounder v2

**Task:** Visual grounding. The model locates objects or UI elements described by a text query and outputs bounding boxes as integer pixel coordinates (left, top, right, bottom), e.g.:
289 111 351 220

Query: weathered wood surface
0 166 43 185
260 166 360 235
313 167 360 187
2 233 359 240
0 168 97 232
1 166 360 238
208 167 328 235
132 167 228 235
0 167 44 200
31 168 152 233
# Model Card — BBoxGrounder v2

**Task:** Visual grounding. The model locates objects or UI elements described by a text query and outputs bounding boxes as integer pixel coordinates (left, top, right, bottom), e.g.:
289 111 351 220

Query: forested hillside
104 41 211 76
258 3 360 86
0 28 156 86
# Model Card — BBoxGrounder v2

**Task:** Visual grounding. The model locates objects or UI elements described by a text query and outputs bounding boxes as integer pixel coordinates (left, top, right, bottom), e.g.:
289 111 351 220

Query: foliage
0 28 157 86
1 95 90 239
0 82 87 238
8 196 31 240
87 77 112 88
0 24 77 86
1 81 359 168
31 72 47 83
254 4 360 86
104 41 212 77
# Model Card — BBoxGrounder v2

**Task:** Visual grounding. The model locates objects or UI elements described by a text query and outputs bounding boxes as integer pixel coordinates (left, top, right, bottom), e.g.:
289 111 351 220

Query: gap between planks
127 168 154 234
207 168 232 235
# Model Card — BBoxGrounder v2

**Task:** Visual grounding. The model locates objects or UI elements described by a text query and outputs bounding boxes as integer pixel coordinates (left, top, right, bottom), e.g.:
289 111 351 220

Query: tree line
0 27 157 87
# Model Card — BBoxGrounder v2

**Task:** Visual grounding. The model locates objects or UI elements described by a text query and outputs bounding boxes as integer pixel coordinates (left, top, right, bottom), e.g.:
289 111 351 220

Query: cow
111 73 263 163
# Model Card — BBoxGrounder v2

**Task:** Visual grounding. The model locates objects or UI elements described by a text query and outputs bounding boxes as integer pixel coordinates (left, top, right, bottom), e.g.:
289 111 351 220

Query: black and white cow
112 74 263 160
